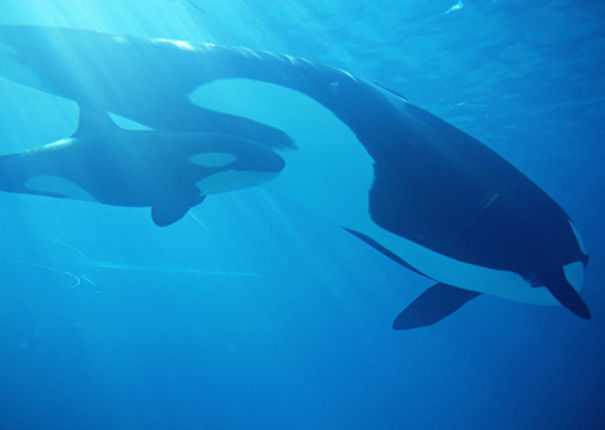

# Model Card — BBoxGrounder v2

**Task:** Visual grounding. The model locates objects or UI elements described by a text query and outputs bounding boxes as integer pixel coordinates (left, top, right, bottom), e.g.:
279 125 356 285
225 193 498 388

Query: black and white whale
0 109 284 226
0 25 294 150
0 25 590 327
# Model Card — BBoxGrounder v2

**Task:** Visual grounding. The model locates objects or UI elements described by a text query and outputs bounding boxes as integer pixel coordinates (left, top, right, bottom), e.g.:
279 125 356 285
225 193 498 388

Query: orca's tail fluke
546 278 591 319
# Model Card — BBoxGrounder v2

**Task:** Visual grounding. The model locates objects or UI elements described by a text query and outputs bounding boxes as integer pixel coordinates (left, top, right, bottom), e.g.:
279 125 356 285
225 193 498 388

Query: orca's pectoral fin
393 283 480 330
342 229 480 329
151 194 206 227
546 279 591 319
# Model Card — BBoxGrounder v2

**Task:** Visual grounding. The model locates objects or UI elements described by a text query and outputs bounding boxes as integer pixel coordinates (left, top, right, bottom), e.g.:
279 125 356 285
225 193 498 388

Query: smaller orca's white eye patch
24 175 95 201
564 261 584 292
189 152 237 168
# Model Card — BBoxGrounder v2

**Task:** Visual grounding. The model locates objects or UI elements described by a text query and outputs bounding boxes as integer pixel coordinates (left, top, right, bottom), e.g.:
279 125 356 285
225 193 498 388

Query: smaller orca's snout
233 142 285 174
263 148 285 173
192 133 285 174
189 134 285 195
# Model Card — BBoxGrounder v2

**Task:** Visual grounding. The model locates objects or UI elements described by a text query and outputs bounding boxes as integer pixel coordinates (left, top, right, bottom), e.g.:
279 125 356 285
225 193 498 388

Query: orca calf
0 26 590 327
0 109 284 226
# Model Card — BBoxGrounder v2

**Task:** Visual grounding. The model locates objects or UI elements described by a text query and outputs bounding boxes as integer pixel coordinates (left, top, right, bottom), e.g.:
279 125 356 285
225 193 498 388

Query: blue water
0 1 604 429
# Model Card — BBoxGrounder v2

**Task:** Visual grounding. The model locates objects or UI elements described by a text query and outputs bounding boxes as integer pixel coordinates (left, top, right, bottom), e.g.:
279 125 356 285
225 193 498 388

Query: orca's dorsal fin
75 105 117 137
393 283 480 330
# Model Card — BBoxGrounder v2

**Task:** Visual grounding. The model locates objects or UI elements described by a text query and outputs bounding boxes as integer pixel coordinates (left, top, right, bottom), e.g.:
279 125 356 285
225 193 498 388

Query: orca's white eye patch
189 152 237 167
189 78 374 229
24 175 95 201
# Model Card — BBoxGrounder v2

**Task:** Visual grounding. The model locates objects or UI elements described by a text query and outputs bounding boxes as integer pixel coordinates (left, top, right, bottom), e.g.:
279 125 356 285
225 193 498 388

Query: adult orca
0 26 590 327
0 25 293 150
0 109 285 227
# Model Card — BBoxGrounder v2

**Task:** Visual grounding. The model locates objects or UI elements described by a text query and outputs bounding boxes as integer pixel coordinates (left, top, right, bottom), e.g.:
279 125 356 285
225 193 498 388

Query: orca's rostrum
0 25 590 328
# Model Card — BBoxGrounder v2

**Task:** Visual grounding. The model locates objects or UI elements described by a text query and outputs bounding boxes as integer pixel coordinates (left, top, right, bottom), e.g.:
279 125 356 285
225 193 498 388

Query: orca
0 26 590 327
0 25 293 150
191 78 590 327
0 108 284 226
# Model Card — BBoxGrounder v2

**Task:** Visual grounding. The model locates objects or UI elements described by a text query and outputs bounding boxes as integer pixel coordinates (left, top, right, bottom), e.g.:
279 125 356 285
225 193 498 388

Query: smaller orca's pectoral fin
151 194 205 227
393 283 480 330
546 279 591 319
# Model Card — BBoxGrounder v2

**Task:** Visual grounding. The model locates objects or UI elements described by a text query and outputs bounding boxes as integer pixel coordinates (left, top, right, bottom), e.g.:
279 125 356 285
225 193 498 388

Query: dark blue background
0 1 603 428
